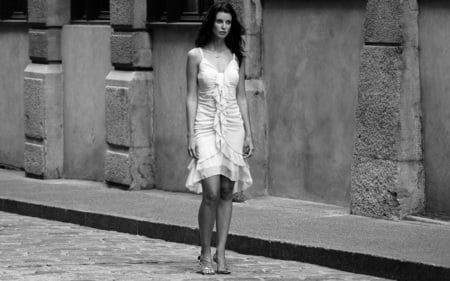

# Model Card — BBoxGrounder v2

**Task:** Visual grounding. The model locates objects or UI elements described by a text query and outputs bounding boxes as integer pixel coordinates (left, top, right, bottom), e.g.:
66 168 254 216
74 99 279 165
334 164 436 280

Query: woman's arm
236 59 254 158
186 48 201 159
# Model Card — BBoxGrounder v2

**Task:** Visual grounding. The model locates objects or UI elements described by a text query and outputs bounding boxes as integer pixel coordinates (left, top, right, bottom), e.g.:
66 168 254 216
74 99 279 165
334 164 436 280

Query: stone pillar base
351 156 425 219
24 64 63 178
104 70 154 190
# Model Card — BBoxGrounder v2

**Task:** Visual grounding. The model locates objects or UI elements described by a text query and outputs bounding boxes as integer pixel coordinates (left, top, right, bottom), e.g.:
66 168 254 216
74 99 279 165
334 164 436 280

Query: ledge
146 21 202 28
0 19 28 28
70 20 110 25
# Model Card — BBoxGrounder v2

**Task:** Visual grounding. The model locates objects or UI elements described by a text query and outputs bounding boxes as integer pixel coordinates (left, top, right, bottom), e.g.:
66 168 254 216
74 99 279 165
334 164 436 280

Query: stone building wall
0 0 449 218
151 25 204 192
419 0 450 215
0 26 29 169
263 0 366 206
61 25 111 180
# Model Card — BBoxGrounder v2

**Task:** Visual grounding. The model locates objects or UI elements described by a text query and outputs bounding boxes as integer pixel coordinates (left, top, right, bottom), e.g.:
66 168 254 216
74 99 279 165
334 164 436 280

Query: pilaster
24 0 69 178
105 0 154 189
351 0 424 219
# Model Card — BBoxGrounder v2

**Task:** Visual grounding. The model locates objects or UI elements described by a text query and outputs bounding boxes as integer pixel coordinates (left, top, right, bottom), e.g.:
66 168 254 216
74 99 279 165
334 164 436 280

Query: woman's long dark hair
195 2 245 65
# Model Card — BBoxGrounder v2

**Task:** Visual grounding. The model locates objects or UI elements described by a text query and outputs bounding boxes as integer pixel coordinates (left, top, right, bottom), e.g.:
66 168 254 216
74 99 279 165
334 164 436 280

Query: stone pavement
0 169 449 281
0 211 391 281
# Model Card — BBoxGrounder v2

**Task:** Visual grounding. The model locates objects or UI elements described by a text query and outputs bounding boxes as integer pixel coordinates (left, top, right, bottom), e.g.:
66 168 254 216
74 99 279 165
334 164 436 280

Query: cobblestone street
0 211 391 281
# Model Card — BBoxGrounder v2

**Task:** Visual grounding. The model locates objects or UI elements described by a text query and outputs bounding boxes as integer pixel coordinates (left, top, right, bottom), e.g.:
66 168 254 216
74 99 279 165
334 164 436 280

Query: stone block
105 150 131 186
105 86 131 147
129 147 155 189
400 0 419 49
28 0 47 24
354 46 402 160
364 0 402 43
24 142 45 176
28 0 70 26
397 160 425 217
398 1 422 162
351 156 399 219
399 50 422 162
222 0 243 19
110 0 147 29
29 28 61 61
24 63 64 179
244 34 262 79
111 32 152 68
351 156 424 219
225 0 262 35
105 148 155 189
355 94 400 159
106 70 154 148
105 70 154 189
24 78 45 140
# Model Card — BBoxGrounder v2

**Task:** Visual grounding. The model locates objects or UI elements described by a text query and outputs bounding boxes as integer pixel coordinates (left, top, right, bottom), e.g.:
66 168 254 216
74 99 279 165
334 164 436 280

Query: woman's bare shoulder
187 48 202 63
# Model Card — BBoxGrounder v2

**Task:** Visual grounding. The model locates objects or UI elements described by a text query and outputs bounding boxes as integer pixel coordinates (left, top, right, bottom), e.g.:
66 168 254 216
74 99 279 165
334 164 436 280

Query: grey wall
419 1 450 215
0 26 29 169
152 25 198 192
62 25 112 180
263 0 366 206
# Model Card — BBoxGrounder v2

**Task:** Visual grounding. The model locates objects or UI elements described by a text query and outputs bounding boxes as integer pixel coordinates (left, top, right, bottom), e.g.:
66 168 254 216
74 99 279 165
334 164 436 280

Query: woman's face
212 11 232 39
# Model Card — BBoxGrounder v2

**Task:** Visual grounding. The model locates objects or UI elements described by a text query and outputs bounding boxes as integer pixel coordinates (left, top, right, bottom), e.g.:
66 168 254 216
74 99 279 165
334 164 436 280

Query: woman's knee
220 176 234 200
220 186 234 201
201 176 221 206
203 191 220 206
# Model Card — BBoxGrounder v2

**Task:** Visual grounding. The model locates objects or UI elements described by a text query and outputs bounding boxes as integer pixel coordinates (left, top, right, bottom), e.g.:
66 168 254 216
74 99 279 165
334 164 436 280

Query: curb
405 215 450 226
1 197 448 281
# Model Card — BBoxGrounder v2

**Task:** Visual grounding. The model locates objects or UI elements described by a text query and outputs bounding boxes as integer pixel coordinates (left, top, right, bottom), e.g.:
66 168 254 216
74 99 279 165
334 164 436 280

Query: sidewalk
0 168 449 281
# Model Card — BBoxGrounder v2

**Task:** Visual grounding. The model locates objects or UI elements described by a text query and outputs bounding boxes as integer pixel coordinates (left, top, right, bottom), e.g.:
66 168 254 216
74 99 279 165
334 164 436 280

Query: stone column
220 0 268 198
105 0 154 189
24 0 70 178
351 0 424 219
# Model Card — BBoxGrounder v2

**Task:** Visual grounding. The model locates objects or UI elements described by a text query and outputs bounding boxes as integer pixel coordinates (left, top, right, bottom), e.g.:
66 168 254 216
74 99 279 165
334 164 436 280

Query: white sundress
185 47 252 194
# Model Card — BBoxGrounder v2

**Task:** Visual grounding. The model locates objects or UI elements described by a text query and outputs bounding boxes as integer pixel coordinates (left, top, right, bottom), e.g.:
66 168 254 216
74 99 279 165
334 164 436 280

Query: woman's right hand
187 136 198 159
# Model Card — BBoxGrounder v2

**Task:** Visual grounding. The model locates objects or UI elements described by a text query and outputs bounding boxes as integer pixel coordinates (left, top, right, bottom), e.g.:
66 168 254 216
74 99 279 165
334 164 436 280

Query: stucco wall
419 1 450 214
61 25 112 180
0 26 29 169
152 25 198 192
263 0 366 205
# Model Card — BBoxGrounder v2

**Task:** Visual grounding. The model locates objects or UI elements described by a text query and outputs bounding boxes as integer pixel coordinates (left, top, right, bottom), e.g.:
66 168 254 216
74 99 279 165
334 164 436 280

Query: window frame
147 0 212 24
71 0 110 24
0 0 27 24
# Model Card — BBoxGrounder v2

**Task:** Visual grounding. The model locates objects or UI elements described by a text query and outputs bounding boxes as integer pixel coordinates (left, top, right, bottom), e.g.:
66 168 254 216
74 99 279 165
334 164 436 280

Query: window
71 0 110 22
0 0 27 21
148 0 213 23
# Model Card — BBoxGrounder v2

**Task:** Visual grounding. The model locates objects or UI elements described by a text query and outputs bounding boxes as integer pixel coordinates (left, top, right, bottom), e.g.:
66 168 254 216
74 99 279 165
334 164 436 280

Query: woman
185 1 254 275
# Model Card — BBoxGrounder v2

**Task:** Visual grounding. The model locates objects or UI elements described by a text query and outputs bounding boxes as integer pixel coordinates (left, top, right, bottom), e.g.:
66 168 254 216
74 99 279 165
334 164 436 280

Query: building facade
0 0 449 219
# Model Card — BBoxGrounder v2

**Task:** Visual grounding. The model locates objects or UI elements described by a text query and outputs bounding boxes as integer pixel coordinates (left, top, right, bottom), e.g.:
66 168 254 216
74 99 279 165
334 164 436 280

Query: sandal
197 255 215 275
213 252 231 274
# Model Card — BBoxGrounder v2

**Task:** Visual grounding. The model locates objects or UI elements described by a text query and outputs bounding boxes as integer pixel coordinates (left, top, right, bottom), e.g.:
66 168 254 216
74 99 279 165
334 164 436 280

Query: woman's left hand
243 137 254 158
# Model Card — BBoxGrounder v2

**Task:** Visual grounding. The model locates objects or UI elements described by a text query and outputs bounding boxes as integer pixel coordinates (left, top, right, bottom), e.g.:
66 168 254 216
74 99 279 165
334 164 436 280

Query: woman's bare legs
215 175 234 272
198 176 221 274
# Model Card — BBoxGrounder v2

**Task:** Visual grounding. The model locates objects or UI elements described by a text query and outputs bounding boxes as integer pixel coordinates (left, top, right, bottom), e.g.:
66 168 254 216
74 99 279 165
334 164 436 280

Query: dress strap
198 47 204 59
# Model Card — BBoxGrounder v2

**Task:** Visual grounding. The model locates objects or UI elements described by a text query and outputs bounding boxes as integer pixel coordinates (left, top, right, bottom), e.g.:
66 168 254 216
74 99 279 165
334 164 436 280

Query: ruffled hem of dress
185 154 252 194
197 139 246 167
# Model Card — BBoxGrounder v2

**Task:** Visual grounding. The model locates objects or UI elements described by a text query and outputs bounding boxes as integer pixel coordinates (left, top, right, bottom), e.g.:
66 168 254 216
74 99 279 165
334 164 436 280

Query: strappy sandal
197 255 215 275
213 252 231 274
